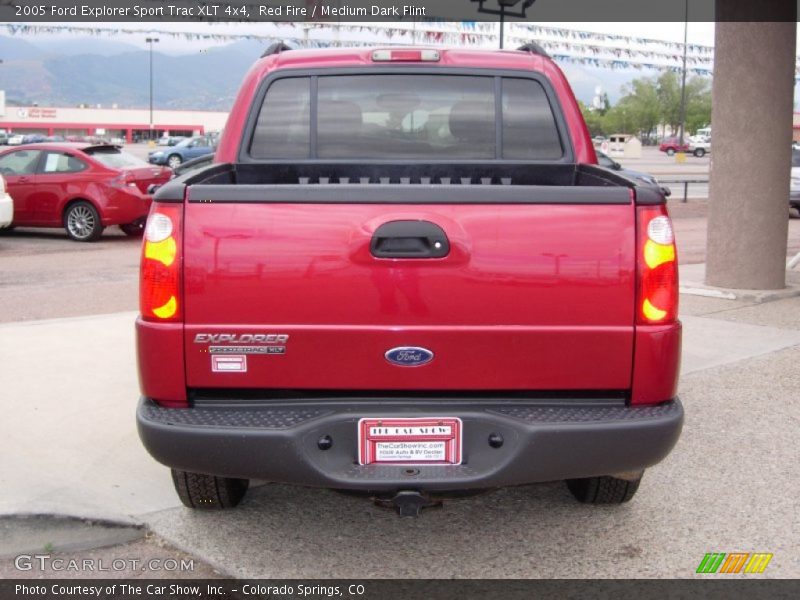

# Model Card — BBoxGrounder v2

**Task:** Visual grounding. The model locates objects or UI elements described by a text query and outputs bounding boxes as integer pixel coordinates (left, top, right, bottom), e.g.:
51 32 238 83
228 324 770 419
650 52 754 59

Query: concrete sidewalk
2 290 799 577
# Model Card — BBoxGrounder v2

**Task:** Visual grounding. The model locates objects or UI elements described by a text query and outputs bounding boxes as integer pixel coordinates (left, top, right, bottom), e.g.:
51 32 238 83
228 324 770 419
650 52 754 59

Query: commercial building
0 103 228 142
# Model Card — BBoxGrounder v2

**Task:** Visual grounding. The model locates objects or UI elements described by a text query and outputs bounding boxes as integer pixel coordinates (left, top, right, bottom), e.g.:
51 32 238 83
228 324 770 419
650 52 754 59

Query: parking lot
3 193 799 323
2 145 800 578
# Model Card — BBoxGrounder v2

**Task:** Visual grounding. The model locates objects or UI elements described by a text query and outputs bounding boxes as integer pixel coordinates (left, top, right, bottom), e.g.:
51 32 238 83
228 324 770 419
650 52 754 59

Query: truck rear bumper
137 396 683 492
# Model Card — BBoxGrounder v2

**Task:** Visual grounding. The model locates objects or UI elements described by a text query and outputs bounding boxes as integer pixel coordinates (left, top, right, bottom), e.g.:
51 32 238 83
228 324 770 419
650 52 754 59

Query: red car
659 137 690 156
0 143 171 241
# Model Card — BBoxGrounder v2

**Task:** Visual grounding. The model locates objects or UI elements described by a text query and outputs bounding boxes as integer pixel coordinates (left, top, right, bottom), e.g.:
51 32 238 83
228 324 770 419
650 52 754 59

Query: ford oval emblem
385 346 434 367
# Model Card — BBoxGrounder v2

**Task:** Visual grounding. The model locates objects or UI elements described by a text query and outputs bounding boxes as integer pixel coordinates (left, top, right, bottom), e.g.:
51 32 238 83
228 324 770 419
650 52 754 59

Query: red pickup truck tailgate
182 200 635 391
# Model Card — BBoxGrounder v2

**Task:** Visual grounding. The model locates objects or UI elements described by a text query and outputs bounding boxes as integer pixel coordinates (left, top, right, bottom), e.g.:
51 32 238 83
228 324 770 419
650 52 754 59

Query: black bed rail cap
261 42 294 58
517 42 550 58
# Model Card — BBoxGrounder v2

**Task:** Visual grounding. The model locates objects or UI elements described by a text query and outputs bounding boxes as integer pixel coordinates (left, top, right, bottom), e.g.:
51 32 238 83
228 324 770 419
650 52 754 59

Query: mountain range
0 35 640 112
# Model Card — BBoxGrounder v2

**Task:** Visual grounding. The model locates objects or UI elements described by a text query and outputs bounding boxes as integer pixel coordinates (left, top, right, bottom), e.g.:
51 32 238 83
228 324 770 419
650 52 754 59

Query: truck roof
255 46 547 72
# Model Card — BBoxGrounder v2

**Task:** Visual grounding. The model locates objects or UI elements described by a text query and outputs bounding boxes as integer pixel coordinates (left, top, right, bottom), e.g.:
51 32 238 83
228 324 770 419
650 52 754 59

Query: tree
656 72 683 134
684 77 712 136
617 78 661 138
578 100 606 137
577 70 712 140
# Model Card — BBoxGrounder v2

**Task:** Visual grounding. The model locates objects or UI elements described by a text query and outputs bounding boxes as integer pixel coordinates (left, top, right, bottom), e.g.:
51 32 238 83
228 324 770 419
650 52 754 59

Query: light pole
471 0 537 49
677 0 689 147
146 37 159 141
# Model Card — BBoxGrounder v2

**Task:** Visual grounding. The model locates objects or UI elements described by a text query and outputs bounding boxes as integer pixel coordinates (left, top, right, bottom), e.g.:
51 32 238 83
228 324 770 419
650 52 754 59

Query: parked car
659 137 690 156
596 150 671 197
596 150 658 186
7 134 25 146
148 135 216 169
0 173 13 228
791 149 800 217
0 143 171 241
157 135 188 146
137 46 683 515
21 134 46 144
688 138 711 157
0 132 9 145
171 153 213 178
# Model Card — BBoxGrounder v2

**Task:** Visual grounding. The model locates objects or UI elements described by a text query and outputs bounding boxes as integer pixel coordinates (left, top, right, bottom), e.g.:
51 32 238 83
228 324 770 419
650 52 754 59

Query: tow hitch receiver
375 490 441 518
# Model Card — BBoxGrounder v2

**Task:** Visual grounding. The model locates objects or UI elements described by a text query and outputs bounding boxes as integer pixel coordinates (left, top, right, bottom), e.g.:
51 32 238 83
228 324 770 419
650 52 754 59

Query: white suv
0 173 13 228
791 149 800 216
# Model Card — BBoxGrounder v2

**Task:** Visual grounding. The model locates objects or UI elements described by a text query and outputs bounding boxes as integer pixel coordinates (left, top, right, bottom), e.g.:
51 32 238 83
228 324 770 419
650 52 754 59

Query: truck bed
159 161 649 205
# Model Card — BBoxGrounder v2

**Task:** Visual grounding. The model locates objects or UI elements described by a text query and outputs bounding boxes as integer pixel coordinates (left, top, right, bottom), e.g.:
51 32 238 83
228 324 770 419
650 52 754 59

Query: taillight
637 205 678 324
140 204 182 322
111 171 138 189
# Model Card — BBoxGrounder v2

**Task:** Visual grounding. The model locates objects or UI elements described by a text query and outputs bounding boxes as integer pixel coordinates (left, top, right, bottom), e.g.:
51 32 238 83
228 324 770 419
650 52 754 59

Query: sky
5 21 721 55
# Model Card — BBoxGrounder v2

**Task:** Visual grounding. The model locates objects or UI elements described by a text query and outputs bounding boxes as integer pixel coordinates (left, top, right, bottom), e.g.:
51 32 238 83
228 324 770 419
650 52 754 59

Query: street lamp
146 37 159 141
677 0 689 147
471 0 537 49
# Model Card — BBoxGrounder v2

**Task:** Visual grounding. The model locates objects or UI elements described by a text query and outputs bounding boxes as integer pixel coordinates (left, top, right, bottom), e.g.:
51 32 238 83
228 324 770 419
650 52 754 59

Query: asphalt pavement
2 276 799 578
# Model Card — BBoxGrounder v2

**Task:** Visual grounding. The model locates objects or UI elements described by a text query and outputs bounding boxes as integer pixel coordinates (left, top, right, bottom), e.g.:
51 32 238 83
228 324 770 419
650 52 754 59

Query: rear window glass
84 148 148 169
793 150 800 168
317 75 495 159
502 78 563 159
249 74 565 161
250 77 311 158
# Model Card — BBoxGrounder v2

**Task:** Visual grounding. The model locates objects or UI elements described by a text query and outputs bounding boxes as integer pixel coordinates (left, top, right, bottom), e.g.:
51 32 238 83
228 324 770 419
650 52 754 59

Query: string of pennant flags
2 21 800 77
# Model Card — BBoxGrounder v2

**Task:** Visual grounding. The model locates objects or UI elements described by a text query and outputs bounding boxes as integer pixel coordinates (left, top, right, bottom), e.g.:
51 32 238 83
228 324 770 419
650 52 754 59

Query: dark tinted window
502 78 563 159
248 75 566 161
250 77 311 158
317 75 495 159
793 149 800 167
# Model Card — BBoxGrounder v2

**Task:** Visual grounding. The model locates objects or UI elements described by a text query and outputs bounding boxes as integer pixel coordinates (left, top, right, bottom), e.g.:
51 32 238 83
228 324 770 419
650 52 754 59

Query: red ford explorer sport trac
136 45 682 517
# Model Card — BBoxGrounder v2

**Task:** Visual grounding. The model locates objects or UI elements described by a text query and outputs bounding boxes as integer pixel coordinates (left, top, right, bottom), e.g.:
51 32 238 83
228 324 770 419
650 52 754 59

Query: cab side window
40 152 88 174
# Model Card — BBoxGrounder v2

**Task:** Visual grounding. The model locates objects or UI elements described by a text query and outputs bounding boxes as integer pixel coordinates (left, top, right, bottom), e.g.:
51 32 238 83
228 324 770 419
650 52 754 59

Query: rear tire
666 148 675 156
171 469 249 510
693 148 706 157
64 201 103 242
566 472 643 504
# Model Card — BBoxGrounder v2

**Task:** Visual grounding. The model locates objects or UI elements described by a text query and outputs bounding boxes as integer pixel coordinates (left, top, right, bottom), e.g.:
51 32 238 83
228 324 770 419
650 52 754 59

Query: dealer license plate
358 417 462 465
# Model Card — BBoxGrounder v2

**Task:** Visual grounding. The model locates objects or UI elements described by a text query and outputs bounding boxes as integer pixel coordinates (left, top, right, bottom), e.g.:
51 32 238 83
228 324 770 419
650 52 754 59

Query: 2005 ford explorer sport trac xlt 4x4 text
136 45 683 517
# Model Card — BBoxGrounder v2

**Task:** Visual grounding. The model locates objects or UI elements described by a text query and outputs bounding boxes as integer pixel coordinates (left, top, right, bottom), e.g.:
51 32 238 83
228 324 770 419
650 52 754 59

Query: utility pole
499 4 506 49
146 37 159 141
678 0 689 146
